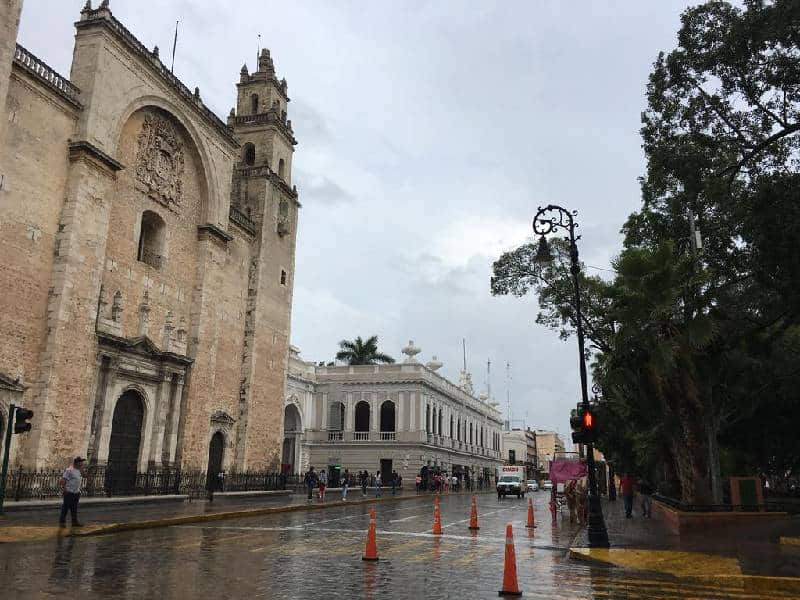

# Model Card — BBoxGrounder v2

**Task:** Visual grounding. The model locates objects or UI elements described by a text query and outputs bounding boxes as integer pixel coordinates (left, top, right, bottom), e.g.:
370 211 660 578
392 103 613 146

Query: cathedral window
250 93 259 114
137 210 166 269
243 143 256 166
278 158 285 179
280 270 287 286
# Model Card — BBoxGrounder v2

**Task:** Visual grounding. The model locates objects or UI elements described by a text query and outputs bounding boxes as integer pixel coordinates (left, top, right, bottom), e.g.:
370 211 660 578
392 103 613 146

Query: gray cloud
18 0 699 438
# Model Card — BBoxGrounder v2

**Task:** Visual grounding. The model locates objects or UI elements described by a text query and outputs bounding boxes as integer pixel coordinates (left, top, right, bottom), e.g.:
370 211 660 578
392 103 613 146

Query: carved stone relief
135 113 185 210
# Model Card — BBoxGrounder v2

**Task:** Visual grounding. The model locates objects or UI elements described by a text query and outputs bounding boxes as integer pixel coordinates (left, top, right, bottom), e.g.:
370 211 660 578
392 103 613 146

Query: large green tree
335 336 395 366
492 0 800 504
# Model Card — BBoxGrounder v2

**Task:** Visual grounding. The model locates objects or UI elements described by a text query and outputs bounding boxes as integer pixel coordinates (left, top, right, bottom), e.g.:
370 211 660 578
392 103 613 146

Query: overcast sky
19 0 699 441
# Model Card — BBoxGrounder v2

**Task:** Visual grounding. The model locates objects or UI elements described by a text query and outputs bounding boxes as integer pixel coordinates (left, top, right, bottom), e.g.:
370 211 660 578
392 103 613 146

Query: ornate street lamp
533 204 610 548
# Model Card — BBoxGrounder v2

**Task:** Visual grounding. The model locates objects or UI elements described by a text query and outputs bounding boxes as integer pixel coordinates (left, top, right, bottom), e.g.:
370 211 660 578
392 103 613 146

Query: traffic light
570 405 595 445
13 407 34 434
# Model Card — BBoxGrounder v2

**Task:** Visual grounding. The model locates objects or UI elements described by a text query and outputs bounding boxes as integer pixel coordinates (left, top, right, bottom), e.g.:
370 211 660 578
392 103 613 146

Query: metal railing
652 493 789 513
4 467 287 501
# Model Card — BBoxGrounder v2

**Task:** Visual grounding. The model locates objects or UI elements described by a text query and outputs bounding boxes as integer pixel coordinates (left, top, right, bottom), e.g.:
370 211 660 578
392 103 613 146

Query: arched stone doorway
380 401 395 433
207 431 224 484
107 390 145 494
282 403 302 474
354 401 370 438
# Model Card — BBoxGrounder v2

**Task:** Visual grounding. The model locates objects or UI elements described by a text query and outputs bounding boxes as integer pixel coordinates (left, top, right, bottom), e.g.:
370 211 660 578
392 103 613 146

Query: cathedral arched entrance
282 403 302 474
107 390 145 494
207 431 225 484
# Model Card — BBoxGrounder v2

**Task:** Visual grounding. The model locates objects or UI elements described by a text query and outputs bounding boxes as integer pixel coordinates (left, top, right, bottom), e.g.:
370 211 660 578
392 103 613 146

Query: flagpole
171 20 179 73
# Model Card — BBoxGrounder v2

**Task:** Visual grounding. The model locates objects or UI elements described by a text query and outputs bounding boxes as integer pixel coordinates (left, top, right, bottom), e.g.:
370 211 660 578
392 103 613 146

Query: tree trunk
669 372 713 505
707 418 723 504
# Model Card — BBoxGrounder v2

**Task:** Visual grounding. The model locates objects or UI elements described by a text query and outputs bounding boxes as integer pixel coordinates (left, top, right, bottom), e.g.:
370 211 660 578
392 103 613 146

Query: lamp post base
586 493 610 547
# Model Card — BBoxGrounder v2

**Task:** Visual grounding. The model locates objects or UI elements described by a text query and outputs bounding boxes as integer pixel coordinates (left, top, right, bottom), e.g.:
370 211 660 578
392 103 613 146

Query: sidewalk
569 496 800 589
0 488 481 543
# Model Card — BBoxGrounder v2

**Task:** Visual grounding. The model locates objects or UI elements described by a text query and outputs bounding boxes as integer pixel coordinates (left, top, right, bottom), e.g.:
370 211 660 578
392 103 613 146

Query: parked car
526 480 539 492
542 479 553 490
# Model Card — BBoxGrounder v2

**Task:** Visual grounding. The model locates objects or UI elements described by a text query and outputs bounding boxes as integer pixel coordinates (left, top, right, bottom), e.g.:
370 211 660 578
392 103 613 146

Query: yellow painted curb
569 547 800 595
780 536 800 546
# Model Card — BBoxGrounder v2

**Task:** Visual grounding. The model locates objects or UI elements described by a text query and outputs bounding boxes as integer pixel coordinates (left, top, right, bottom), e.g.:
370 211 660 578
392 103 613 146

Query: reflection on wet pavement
0 493 795 599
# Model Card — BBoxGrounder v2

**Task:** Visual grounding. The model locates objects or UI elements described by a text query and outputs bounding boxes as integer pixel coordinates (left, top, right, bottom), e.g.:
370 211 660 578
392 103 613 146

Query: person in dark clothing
58 457 85 527
619 473 635 518
304 466 318 502
361 470 369 496
639 479 653 518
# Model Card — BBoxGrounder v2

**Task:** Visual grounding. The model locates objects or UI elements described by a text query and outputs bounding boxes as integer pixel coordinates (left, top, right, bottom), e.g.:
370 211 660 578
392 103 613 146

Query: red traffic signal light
583 410 593 430
13 407 34 434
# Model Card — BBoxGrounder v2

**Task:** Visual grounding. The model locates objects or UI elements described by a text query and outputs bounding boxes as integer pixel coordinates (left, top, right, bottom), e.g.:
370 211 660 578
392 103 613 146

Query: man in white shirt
58 456 85 527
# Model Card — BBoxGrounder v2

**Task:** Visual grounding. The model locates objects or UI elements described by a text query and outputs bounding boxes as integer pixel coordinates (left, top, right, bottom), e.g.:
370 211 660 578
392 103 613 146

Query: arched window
278 158 285 179
457 418 461 441
328 401 345 430
438 411 443 436
354 401 370 432
480 427 484 447
469 423 473 445
243 143 256 166
449 415 454 438
250 93 259 114
137 210 166 269
431 407 437 434
426 405 431 434
380 401 395 432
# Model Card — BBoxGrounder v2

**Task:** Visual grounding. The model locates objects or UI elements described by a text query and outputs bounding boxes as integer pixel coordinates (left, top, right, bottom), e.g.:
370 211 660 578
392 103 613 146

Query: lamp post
533 204 610 548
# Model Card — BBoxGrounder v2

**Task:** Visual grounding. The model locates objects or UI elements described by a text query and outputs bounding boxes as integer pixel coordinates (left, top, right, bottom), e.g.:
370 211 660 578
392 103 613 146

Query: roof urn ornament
401 340 421 363
425 355 443 371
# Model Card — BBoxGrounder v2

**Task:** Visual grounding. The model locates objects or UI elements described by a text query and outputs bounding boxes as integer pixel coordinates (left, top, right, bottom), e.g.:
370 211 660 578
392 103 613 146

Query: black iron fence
652 493 792 513
4 467 287 502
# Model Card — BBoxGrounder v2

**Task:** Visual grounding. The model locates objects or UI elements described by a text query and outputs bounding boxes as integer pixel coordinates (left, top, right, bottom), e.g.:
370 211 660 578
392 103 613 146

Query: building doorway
107 390 144 494
282 404 301 473
207 431 224 490
380 459 393 485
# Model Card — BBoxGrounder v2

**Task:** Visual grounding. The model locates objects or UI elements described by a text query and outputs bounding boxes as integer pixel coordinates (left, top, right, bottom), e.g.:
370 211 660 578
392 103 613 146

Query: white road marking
389 515 420 523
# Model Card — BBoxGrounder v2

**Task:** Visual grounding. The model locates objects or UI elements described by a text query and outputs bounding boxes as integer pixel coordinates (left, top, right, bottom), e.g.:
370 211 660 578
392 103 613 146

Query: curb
780 536 800 546
69 491 493 539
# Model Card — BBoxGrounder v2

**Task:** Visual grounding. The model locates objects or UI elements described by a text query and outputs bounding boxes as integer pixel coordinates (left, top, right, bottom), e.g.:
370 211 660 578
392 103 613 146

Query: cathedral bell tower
227 47 299 470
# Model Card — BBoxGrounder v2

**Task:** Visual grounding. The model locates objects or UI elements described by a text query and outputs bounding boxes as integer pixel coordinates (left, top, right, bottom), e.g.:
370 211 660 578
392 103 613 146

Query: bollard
432 499 443 535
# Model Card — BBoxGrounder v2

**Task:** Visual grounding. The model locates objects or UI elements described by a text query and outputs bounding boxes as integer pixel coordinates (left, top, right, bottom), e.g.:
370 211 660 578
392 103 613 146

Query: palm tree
335 336 395 365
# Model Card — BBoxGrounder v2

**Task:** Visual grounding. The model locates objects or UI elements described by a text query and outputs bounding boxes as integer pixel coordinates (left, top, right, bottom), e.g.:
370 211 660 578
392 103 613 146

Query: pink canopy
549 459 587 484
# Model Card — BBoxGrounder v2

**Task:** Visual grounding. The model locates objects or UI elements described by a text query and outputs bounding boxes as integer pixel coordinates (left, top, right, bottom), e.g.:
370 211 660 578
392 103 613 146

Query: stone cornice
68 140 124 173
97 332 193 367
198 223 234 244
76 6 239 149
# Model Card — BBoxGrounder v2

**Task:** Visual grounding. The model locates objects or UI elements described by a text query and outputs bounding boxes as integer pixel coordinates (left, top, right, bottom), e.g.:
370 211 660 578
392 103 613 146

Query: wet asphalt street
0 492 792 599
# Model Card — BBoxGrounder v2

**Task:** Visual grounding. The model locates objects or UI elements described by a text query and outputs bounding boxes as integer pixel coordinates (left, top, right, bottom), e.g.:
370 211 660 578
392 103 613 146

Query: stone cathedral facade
0 1 300 480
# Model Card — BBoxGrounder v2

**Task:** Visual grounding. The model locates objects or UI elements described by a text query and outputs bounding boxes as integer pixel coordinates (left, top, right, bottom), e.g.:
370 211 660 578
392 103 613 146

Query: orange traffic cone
362 508 379 561
432 499 443 535
468 495 480 530
498 523 522 596
526 497 536 529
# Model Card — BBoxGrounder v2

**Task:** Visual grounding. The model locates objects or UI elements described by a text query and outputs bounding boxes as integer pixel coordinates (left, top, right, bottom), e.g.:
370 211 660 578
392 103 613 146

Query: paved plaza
1 492 799 599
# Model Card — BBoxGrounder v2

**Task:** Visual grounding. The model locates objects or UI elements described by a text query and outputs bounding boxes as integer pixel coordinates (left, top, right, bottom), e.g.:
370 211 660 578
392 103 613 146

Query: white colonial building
283 342 504 485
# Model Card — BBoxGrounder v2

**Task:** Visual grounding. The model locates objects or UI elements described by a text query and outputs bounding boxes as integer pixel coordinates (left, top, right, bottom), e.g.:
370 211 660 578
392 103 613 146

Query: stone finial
229 108 235 118
138 290 151 337
258 48 274 73
82 0 93 12
111 291 123 322
425 355 443 372
152 45 159 58
99 0 109 9
193 87 201 100
177 317 187 343
401 340 421 363
162 311 174 350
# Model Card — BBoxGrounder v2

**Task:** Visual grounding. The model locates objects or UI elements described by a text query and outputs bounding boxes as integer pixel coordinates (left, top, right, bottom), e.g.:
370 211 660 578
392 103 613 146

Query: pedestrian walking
58 457 85 527
415 474 422 494
342 469 350 501
304 466 318 502
318 468 327 502
639 478 653 518
374 471 382 497
619 473 635 518
361 470 368 496
391 470 398 496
